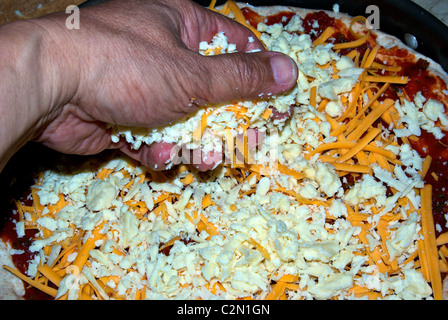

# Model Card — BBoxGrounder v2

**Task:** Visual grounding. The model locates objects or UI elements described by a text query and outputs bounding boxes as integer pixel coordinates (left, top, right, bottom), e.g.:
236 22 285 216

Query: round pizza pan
0 0 447 300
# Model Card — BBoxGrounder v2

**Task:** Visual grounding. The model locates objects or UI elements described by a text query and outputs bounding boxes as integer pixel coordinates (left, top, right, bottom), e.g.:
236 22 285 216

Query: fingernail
270 54 297 87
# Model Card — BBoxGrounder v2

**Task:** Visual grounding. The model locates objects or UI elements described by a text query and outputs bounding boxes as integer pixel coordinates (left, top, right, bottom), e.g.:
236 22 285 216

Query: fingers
135 128 264 172
120 141 175 171
120 141 222 172
145 141 176 171
120 127 265 172
189 51 298 106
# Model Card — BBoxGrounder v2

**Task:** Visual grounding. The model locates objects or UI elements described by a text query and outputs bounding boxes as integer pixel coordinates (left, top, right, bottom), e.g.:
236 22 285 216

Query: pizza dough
0 241 25 299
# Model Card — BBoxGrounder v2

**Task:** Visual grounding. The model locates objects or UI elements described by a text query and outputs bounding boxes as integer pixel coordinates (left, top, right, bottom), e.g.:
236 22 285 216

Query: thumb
194 51 298 104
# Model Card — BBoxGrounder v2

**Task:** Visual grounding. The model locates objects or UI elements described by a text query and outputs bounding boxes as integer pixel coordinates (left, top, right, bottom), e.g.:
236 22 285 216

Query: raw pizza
2 0 448 300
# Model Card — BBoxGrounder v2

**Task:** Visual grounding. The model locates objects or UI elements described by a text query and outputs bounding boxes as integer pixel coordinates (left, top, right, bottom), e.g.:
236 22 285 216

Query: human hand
1 0 298 171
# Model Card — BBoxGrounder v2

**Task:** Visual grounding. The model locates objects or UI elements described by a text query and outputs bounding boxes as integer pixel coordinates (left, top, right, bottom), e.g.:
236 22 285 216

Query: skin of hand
0 0 298 172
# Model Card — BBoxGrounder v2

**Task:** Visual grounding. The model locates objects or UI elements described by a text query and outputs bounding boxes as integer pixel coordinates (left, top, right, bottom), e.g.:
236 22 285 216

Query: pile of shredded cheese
4 1 448 300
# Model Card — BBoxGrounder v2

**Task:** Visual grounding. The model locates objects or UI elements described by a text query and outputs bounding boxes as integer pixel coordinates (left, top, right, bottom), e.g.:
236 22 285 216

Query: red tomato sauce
410 130 448 237
242 8 375 57
241 7 295 27
376 45 448 103
1 189 54 300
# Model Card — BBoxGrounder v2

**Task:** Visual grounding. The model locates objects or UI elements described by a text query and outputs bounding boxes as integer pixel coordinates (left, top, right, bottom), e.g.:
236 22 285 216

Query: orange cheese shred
338 127 381 162
3 265 58 298
313 26 335 46
277 274 299 283
249 238 271 260
363 75 409 84
333 32 370 50
159 236 182 252
72 223 105 273
370 61 401 72
265 280 287 300
348 15 368 38
275 163 305 180
420 185 443 300
193 109 211 142
309 86 317 107
261 107 273 120
198 214 219 238
331 162 370 174
362 46 379 69
226 1 262 40
419 155 432 179
346 98 394 141
37 264 63 287
208 0 217 11
436 232 448 246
